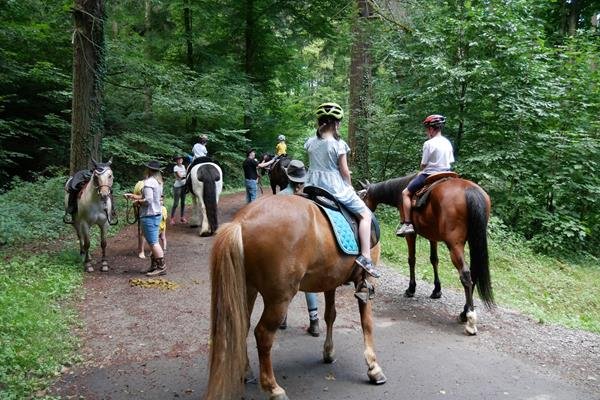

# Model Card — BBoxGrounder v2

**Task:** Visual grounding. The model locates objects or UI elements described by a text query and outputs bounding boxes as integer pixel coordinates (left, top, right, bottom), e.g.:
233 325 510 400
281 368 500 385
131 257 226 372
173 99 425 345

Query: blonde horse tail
204 222 248 400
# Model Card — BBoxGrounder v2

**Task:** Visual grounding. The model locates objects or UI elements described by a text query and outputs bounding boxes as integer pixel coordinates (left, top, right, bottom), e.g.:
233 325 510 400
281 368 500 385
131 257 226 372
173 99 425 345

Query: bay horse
188 160 222 236
359 173 493 335
204 195 386 400
64 159 116 272
265 155 290 194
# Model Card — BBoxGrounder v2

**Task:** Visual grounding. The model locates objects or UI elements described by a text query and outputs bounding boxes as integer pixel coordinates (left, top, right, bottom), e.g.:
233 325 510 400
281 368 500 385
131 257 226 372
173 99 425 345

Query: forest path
51 192 599 400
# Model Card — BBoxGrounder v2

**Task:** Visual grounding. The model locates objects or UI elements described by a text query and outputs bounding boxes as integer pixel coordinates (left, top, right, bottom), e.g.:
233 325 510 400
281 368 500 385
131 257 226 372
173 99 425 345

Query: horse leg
430 241 442 298
357 289 386 385
244 285 258 384
190 190 199 227
404 235 417 297
322 289 336 363
255 301 291 400
100 223 109 272
449 245 477 335
81 222 93 272
271 182 276 195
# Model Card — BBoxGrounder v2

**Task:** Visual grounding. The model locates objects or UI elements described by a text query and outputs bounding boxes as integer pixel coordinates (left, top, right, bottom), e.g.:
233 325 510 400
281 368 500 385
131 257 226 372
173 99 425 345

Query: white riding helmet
277 134 286 141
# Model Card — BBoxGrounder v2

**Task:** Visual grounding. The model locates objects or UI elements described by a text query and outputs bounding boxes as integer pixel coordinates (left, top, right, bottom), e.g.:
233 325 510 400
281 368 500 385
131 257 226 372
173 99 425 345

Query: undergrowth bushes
0 252 82 399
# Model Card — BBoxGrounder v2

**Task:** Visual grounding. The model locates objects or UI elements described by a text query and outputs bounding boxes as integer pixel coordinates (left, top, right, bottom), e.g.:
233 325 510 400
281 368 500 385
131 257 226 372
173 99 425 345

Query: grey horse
64 159 116 272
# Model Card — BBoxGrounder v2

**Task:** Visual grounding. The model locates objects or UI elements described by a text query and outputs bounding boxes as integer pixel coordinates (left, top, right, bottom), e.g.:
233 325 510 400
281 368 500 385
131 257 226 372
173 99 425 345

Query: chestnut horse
204 195 386 400
359 174 494 335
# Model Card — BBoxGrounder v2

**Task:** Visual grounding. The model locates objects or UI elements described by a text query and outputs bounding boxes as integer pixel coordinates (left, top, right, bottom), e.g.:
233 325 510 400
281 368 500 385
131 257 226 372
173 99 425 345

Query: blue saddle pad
320 206 360 255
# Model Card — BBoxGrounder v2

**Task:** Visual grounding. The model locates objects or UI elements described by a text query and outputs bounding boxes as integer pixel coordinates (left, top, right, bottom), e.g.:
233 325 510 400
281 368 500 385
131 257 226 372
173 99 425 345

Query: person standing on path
170 155 187 224
125 160 166 276
243 148 275 203
396 114 454 237
276 159 320 337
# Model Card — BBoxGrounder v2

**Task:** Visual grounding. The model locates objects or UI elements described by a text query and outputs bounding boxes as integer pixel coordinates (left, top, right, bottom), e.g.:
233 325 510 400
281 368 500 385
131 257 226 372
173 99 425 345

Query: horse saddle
66 169 93 193
412 171 459 209
302 186 380 255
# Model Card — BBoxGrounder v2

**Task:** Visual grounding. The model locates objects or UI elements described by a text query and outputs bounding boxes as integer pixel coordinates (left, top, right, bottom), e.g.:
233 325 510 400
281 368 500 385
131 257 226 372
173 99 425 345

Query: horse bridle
92 166 118 225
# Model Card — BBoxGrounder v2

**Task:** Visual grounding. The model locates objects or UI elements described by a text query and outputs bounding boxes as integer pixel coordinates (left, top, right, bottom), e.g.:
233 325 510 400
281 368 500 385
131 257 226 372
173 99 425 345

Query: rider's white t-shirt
173 165 186 188
192 143 207 159
421 134 454 174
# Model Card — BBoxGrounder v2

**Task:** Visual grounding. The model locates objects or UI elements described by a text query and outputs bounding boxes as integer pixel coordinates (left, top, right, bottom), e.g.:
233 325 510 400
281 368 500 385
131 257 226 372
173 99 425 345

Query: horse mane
367 173 418 207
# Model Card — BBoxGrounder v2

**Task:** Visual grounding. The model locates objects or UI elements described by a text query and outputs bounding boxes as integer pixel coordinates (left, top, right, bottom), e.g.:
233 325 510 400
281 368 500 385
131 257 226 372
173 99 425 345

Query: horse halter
93 166 113 197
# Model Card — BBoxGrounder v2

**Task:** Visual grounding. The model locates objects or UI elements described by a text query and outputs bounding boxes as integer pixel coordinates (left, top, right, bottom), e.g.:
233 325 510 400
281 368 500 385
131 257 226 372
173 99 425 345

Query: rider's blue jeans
245 179 258 203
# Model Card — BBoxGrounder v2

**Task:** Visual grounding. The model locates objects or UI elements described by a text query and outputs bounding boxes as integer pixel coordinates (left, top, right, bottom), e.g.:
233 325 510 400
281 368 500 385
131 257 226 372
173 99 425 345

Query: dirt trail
51 192 599 400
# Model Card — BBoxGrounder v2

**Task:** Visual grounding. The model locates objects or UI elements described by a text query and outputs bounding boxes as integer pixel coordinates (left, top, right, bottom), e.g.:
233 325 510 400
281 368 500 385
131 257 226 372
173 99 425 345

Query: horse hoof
269 391 289 400
404 290 415 298
368 367 387 385
323 352 336 364
464 310 477 335
85 265 94 273
430 291 442 299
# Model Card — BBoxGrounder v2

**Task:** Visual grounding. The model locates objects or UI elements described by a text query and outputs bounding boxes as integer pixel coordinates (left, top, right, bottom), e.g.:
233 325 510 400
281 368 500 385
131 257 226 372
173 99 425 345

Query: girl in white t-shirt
170 155 188 224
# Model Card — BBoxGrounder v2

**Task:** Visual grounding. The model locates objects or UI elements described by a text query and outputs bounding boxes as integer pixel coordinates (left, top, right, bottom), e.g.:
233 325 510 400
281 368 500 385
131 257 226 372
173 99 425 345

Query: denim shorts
140 214 161 245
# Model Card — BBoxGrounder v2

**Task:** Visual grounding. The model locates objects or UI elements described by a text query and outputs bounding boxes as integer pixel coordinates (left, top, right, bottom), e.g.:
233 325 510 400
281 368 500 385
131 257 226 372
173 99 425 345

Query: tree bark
347 0 373 183
70 0 105 174
184 0 194 69
143 0 153 118
243 0 255 132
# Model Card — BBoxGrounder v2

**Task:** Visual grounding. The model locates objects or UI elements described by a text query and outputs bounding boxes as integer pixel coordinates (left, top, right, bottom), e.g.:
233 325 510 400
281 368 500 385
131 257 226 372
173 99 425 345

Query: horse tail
204 222 248 400
465 187 494 308
198 164 220 232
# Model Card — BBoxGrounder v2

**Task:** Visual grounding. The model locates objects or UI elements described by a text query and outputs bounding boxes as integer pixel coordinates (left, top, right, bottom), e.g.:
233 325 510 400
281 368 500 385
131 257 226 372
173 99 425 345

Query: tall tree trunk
243 0 255 132
183 0 197 132
70 0 105 174
143 0 153 118
348 0 372 183
567 0 583 36
184 0 194 70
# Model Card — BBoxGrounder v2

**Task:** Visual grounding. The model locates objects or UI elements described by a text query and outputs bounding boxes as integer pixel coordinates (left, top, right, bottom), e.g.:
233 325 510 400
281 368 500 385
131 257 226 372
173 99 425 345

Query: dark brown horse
204 195 385 400
264 155 290 194
359 174 494 335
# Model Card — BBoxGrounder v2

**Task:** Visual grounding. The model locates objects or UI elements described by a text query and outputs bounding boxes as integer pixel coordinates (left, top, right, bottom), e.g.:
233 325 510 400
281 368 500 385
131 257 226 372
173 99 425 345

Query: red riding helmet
423 114 446 127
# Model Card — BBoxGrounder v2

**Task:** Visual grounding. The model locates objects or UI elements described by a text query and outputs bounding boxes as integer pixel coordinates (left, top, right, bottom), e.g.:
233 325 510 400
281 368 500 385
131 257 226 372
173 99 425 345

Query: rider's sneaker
396 223 415 237
180 217 188 223
355 255 381 278
170 217 176 225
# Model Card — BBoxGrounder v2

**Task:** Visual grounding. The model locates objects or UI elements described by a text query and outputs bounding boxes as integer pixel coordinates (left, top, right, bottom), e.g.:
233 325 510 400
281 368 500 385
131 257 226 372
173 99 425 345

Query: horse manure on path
129 278 180 290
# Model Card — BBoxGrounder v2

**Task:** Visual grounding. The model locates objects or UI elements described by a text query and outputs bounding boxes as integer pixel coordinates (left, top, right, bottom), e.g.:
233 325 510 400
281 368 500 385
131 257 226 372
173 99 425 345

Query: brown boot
146 257 166 277
142 256 157 274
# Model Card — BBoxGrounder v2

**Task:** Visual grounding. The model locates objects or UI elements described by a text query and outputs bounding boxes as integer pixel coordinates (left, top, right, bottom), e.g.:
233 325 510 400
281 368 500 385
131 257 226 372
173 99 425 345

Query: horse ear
359 180 367 189
91 158 98 169
107 157 113 166
366 179 371 186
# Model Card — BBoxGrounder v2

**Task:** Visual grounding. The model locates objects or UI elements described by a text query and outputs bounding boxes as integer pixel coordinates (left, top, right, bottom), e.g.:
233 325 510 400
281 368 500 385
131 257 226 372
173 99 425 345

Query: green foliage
0 176 70 246
0 252 82 399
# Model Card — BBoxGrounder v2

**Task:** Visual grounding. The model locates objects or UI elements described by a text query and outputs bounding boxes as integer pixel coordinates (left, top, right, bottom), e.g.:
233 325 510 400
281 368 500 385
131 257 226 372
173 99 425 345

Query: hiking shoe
355 255 381 278
396 223 415 237
170 217 176 225
146 267 166 277
180 217 188 223
307 318 320 337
